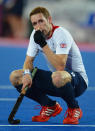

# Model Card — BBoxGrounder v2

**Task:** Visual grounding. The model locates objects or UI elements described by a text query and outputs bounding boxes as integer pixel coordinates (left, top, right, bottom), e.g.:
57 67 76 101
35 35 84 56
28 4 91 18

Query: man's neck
46 24 53 39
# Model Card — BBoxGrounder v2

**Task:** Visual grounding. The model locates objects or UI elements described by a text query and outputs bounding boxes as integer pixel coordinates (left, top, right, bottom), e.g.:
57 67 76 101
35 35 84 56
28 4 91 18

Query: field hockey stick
8 67 37 124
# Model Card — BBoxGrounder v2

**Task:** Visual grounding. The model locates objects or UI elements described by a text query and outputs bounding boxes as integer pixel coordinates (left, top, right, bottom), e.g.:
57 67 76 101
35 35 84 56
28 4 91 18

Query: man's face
30 13 52 37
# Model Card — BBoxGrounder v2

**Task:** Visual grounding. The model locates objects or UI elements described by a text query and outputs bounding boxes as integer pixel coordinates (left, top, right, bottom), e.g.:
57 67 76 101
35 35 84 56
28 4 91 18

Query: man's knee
9 69 23 86
51 71 72 88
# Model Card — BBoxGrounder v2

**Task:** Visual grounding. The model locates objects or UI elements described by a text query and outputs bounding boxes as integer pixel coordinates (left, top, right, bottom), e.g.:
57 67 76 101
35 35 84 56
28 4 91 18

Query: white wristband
23 69 31 75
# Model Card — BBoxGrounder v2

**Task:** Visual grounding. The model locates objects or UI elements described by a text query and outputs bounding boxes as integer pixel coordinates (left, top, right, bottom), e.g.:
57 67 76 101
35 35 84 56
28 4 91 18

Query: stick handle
8 67 37 123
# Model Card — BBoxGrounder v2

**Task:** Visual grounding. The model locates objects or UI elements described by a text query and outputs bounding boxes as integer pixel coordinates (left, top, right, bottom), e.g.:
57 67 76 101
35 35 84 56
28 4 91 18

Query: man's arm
34 30 68 71
23 55 34 71
43 45 68 71
22 55 35 90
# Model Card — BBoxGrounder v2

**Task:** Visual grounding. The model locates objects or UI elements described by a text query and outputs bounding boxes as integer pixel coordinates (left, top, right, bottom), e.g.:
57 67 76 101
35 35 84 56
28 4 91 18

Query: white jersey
27 25 88 86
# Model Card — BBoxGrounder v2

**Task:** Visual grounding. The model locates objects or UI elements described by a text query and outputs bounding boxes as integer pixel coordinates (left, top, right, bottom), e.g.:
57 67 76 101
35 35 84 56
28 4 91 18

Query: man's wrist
41 41 47 48
23 69 31 75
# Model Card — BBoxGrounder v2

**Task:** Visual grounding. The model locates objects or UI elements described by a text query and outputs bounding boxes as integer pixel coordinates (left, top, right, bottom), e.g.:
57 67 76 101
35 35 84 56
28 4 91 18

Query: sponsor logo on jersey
60 43 67 48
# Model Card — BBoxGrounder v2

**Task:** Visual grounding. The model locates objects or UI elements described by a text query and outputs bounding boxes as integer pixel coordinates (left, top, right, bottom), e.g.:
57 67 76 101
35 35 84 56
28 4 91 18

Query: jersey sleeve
27 30 39 57
54 27 73 54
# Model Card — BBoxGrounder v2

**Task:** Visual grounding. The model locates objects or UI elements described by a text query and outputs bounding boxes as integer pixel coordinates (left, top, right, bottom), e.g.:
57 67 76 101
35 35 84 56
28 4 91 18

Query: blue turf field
0 42 95 131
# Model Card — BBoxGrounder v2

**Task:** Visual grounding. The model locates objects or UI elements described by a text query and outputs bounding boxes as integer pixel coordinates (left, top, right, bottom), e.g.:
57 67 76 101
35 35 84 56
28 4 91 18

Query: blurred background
0 0 95 42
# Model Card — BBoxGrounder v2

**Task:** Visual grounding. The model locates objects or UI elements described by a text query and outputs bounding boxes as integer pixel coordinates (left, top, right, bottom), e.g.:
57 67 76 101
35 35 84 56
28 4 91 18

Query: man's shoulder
53 25 71 39
53 25 69 35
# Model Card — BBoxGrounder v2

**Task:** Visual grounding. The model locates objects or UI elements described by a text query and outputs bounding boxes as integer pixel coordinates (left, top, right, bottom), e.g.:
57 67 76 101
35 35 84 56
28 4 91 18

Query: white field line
0 98 16 101
0 124 95 127
0 85 14 89
0 85 95 90
0 85 94 101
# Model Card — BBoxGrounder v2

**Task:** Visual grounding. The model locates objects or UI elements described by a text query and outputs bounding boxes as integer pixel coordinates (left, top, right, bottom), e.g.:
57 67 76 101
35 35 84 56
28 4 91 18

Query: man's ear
48 16 52 24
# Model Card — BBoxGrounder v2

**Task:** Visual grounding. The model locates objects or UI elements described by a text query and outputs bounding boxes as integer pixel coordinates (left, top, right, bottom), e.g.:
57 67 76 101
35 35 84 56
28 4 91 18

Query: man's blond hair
29 7 51 19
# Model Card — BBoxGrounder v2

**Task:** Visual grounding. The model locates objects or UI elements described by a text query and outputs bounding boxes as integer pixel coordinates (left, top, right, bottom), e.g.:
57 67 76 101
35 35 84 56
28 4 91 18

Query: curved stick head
8 119 20 124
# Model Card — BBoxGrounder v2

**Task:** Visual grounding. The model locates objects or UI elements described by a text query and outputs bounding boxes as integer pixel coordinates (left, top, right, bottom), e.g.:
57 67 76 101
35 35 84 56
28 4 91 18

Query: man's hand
34 30 47 48
22 74 32 90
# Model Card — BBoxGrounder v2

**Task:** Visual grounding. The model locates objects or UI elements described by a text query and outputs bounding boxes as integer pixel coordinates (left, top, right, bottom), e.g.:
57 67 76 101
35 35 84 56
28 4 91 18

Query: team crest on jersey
60 43 67 48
